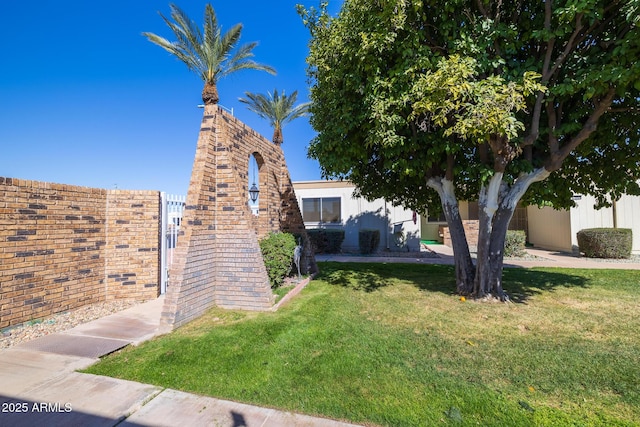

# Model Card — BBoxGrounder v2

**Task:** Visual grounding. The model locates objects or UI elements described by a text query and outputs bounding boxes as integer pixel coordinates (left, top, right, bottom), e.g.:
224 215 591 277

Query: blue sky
0 1 341 195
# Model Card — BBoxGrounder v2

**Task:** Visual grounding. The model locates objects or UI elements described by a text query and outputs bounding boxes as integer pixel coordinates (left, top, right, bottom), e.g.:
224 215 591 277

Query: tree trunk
473 173 505 299
431 169 550 300
443 198 476 294
202 82 219 105
473 202 516 301
473 168 550 300
428 178 475 293
272 126 283 145
486 204 515 299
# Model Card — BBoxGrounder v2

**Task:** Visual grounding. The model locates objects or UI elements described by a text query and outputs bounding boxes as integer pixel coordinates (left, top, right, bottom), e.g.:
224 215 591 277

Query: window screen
302 197 341 223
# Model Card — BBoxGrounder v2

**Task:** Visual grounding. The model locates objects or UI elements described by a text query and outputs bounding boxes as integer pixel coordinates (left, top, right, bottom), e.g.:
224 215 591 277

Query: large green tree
239 89 311 144
143 3 276 105
300 0 640 299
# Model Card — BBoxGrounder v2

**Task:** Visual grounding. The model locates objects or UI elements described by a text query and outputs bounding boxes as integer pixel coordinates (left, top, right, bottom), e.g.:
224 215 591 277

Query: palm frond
239 89 311 143
225 49 277 79
143 2 275 103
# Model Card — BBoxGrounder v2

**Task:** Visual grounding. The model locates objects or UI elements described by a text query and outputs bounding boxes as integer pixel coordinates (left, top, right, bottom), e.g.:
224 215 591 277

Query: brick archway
160 105 316 330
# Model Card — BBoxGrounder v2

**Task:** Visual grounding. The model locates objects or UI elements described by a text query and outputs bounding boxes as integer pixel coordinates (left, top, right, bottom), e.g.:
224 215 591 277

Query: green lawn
85 263 640 426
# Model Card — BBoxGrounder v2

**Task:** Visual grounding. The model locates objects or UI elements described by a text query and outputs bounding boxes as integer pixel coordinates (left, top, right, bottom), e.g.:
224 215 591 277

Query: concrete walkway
0 297 360 427
1 246 637 426
317 244 640 270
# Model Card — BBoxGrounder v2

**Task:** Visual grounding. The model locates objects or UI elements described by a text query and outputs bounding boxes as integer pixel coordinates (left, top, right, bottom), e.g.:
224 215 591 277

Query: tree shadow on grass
319 263 390 292
501 268 589 303
317 262 590 303
317 262 456 294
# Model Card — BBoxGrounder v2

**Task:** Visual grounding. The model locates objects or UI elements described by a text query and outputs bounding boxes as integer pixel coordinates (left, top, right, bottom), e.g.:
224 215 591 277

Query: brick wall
0 178 160 329
440 220 480 250
439 209 528 251
104 190 162 301
161 105 315 331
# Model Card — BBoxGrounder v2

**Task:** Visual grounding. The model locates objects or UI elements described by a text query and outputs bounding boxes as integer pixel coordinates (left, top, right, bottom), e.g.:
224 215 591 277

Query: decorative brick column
160 105 315 331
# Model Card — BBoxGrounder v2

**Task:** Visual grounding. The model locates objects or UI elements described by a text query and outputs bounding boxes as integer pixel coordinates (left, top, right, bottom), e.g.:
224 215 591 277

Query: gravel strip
0 300 141 349
574 254 640 263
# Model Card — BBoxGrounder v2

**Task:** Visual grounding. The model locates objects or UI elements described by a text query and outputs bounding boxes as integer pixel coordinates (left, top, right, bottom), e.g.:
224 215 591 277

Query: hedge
359 229 381 254
504 230 527 257
307 229 345 254
577 228 632 259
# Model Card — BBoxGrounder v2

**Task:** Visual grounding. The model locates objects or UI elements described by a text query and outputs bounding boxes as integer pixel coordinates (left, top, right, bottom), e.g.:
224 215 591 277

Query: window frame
301 196 342 224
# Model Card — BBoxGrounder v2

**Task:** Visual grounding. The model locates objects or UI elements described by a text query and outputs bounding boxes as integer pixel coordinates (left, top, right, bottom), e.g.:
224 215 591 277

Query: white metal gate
160 193 186 294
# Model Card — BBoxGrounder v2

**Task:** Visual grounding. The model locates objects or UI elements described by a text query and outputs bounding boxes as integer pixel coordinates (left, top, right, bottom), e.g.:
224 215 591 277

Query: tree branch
446 153 455 181
521 1 554 148
489 134 516 173
521 92 546 147
608 107 639 113
475 0 489 17
541 0 555 82
545 87 616 171
545 99 559 154
544 13 584 81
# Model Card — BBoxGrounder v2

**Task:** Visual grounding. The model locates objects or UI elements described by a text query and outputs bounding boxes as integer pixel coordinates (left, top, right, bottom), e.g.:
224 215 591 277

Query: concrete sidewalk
317 244 640 270
0 297 360 427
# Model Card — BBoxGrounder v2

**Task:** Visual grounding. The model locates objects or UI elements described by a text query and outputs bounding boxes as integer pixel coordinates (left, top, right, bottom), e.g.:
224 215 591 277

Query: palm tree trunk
202 82 219 105
272 127 283 145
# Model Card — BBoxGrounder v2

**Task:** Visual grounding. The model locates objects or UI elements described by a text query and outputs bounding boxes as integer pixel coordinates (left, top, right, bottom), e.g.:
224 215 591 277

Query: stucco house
293 180 640 255
293 180 422 253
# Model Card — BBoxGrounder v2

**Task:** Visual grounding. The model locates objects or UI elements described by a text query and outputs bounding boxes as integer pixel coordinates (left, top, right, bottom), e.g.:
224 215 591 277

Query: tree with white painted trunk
300 0 640 299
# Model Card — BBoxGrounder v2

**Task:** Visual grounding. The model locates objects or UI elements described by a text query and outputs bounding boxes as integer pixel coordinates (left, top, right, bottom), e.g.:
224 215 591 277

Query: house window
427 211 447 222
302 197 341 223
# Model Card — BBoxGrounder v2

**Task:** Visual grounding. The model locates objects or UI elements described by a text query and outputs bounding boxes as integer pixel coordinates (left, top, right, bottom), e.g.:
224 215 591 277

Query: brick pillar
160 105 275 331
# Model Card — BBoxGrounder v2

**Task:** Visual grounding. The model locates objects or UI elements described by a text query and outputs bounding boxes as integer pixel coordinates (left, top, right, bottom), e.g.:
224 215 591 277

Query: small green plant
577 228 632 259
504 230 526 257
358 229 380 254
259 232 297 288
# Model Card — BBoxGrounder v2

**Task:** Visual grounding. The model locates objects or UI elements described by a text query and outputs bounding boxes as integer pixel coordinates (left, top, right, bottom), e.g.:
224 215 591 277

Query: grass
85 262 640 426
272 282 296 303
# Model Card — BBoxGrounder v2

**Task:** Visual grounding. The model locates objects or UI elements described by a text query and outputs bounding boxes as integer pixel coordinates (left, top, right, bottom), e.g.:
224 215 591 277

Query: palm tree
239 89 311 144
143 3 276 105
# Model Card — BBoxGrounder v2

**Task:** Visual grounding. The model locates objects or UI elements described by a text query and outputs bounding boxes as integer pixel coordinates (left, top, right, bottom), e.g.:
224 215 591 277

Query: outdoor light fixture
249 183 259 203
249 155 259 203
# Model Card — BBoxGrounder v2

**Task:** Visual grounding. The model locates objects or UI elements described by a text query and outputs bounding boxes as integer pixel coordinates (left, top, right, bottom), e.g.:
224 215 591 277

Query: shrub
259 232 297 288
504 230 527 257
359 229 380 254
306 229 344 254
577 228 632 259
306 229 324 253
325 229 345 253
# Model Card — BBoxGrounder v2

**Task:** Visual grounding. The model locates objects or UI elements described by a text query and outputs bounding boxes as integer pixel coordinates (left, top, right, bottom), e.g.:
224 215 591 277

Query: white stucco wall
570 194 639 254
527 193 639 254
526 205 572 252
293 181 421 253
616 193 640 253
569 194 614 249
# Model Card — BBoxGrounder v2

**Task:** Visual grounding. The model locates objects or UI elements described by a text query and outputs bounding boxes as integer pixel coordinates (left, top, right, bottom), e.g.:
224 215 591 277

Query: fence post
160 192 168 294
